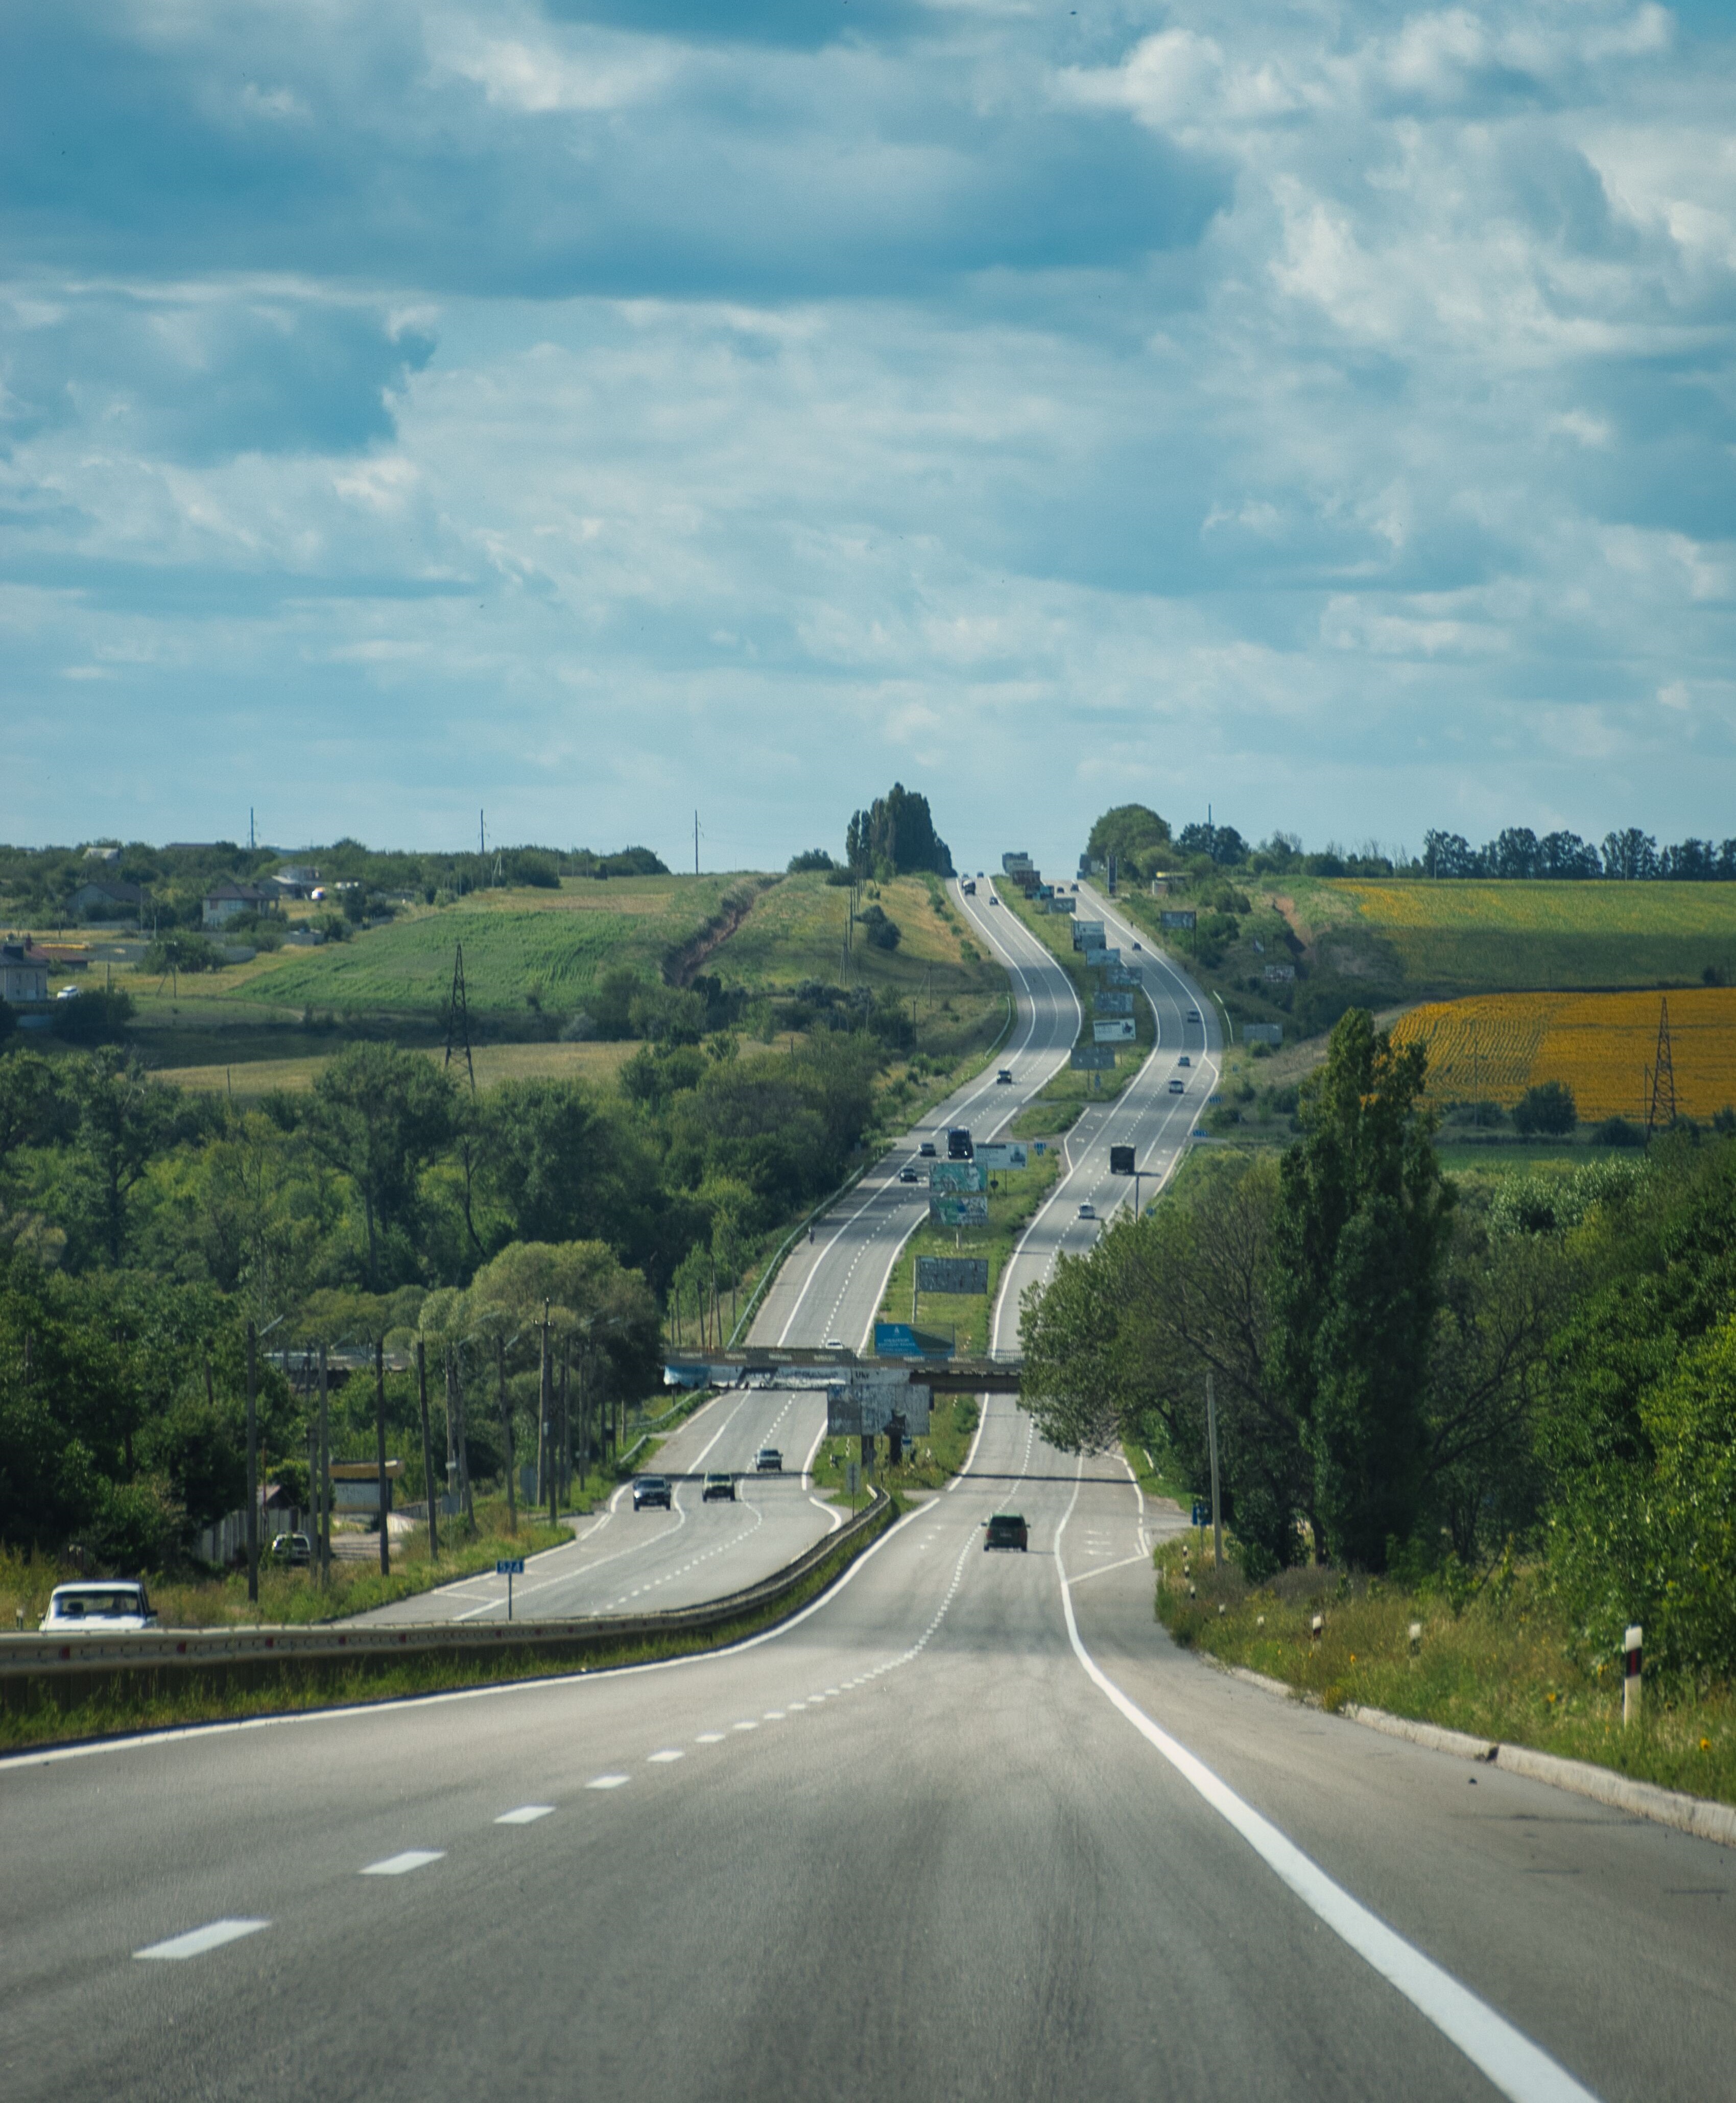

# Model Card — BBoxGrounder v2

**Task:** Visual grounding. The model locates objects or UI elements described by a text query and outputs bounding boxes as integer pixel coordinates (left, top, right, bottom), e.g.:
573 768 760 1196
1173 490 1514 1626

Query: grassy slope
153 1040 642 1098
1156 1541 1736 1811
1292 876 1736 995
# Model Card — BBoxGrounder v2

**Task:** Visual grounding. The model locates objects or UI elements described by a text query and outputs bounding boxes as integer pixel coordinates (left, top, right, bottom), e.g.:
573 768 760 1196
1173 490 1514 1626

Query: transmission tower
1646 996 1676 1136
444 943 476 1095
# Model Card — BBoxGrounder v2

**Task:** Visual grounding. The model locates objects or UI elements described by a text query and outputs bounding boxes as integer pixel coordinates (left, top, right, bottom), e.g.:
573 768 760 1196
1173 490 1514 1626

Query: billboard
974 1141 1027 1173
1051 895 1077 915
1244 1022 1283 1046
1002 852 1033 874
930 1159 986 1192
1073 921 1105 950
1160 910 1197 930
1070 1045 1116 1071
1105 965 1139 987
1093 990 1133 1015
1083 948 1122 969
827 1371 933 1437
1110 1144 1135 1175
930 1190 989 1227
916 1255 990 1295
873 1322 956 1359
1093 1018 1135 1042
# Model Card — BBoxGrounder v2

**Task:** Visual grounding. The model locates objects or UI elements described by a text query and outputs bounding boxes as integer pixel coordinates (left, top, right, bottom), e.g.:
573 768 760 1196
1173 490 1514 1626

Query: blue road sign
496 1559 525 1575
1191 1502 1208 1528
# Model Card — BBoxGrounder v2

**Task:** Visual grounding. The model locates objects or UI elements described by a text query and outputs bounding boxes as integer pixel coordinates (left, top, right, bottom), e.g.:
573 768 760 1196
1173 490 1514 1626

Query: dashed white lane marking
135 1918 269 1961
695 1732 726 1744
587 1774 630 1790
764 1710 785 1720
648 1749 684 1764
495 1805 554 1825
787 1701 807 1711
362 1851 444 1876
732 1719 758 1731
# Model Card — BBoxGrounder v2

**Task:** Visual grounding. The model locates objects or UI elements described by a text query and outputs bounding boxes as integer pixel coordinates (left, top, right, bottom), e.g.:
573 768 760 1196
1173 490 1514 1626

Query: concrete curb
1210 1656 1736 1851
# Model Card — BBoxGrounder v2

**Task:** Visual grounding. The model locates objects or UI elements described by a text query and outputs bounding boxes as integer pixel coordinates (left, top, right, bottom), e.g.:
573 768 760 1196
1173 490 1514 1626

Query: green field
1291 877 1736 995
209 875 753 1022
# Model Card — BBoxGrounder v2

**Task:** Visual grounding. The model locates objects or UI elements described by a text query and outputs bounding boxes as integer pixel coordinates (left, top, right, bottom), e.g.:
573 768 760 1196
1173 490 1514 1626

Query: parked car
269 1532 312 1566
39 1582 157 1631
918 1140 937 1158
701 1472 736 1503
755 1447 783 1472
984 1513 1029 1552
1078 1201 1095 1220
632 1475 673 1511
899 1165 921 1183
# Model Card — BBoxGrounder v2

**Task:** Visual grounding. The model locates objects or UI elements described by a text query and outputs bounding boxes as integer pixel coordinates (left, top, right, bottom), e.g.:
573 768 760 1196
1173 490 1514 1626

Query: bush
788 849 836 873
144 932 223 975
50 987 134 1044
1513 1080 1577 1136
1594 1115 1645 1148
857 904 901 951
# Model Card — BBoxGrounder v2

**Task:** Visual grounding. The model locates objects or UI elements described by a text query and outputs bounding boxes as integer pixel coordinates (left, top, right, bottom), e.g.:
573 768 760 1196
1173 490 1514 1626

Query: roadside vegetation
812 1396 979 1504
873 1146 1060 1357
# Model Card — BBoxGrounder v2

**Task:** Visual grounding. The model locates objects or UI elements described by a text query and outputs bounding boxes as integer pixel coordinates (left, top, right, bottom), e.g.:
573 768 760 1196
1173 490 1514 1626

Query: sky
3 1 1734 878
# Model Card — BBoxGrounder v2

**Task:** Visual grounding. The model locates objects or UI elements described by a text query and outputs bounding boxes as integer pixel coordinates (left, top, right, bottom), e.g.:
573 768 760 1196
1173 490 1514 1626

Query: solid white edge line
1053 1474 1600 2103
3 1494 930 1773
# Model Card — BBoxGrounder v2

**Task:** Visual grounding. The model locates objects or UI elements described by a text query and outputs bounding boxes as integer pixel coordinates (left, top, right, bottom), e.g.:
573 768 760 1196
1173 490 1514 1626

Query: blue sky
3 1 1733 875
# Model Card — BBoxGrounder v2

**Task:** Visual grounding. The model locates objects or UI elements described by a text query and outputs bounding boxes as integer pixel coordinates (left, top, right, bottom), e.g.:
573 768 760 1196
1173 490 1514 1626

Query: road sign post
496 1558 525 1620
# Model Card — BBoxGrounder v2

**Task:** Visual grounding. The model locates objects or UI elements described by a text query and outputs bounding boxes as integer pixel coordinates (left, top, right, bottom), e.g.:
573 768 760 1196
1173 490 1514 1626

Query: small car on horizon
1078 1202 1095 1220
984 1513 1029 1552
1169 1078 1186 1094
1178 1055 1191 1067
632 1475 673 1512
754 1447 783 1473
39 1582 157 1632
918 1140 937 1158
1187 1008 1201 1022
701 1472 736 1503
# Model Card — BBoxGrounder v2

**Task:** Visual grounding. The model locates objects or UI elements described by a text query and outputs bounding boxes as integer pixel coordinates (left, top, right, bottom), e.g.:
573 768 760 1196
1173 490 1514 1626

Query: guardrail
0 1490 895 1716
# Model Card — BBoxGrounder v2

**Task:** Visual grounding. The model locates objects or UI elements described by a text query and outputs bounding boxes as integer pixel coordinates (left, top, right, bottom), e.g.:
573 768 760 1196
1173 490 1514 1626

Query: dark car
918 1140 936 1158
898 1164 921 1183
269 1532 312 1566
754 1446 783 1472
996 1069 1013 1084
947 1127 973 1160
984 1513 1029 1552
633 1475 673 1511
702 1472 736 1502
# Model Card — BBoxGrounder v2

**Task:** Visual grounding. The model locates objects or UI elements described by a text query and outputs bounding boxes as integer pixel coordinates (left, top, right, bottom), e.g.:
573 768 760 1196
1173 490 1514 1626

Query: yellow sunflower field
1390 988 1736 1123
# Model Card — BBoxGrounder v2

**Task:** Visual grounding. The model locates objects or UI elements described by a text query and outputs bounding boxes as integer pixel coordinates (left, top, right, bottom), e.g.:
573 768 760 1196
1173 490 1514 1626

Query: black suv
984 1513 1029 1551
946 1127 973 1160
632 1475 673 1511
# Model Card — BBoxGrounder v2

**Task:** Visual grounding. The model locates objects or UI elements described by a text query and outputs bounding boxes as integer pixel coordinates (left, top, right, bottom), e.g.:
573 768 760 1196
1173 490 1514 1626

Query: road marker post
496 1558 525 1620
1624 1623 1643 1727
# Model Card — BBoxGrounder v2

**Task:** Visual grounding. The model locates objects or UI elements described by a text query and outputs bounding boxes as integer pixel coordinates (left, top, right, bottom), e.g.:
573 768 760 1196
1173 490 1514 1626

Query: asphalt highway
748 873 1080 1355
352 1383 840 1627
7 1395 1731 2102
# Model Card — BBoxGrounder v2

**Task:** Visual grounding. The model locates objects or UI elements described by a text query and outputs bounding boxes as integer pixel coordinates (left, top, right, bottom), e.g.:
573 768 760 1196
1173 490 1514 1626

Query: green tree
1271 1009 1454 1569
1086 803 1173 879
63 1052 182 1268
844 784 953 878
303 1044 456 1288
1513 1079 1578 1136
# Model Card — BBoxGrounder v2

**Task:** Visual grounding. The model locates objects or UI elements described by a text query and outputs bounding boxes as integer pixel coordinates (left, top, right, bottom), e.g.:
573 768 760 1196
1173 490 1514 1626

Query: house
82 845 121 864
66 878 143 921
203 880 281 928
0 942 50 1006
271 864 320 899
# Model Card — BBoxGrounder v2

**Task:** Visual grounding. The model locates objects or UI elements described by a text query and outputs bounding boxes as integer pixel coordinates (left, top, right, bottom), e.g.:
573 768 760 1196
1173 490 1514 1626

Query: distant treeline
1084 805 1736 886
0 841 670 928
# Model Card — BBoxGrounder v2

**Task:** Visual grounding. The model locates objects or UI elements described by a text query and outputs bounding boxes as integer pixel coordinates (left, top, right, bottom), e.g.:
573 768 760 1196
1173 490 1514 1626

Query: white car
40 1582 157 1632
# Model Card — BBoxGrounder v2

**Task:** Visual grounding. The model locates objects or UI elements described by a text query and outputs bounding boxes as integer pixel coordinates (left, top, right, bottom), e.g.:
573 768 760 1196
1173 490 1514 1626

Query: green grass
1156 1544 1736 1811
998 883 1154 1107
873 1148 1061 1357
0 1496 576 1632
1294 877 1736 996
191 876 753 1023
810 1397 980 1503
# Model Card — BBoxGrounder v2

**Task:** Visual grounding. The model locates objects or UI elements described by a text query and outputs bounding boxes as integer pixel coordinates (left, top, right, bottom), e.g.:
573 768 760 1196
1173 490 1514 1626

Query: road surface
6 1396 1731 2102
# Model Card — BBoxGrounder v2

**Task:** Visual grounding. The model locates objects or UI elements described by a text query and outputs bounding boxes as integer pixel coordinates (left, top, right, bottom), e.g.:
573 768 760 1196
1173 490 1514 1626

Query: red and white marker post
1623 1623 1643 1728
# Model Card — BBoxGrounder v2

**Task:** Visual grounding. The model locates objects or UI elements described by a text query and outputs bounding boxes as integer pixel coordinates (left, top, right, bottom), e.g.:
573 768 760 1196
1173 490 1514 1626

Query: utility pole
560 1339 572 1511
498 1335 516 1534
374 1339 391 1577
1205 1366 1223 1569
480 808 485 858
317 1344 330 1585
694 809 700 877
542 1301 555 1526
245 1322 259 1605
416 1337 439 1561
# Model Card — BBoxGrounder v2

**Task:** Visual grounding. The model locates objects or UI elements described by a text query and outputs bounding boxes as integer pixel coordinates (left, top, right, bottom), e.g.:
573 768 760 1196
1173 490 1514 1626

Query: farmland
213 875 756 1023
1290 877 1736 996
1391 987 1736 1122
